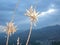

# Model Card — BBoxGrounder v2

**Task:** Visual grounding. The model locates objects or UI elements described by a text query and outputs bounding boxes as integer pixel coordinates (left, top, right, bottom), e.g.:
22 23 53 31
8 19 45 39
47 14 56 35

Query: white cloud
0 25 6 33
46 8 55 13
39 8 56 17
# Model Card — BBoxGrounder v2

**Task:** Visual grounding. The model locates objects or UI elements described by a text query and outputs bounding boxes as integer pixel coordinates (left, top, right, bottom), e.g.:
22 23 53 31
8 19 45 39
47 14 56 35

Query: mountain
19 25 60 41
0 25 60 45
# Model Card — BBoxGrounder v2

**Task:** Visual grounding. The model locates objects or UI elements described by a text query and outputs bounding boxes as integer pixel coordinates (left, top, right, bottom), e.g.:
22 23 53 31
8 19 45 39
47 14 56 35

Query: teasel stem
17 37 20 45
6 34 9 45
6 0 20 45
26 22 33 45
11 0 20 22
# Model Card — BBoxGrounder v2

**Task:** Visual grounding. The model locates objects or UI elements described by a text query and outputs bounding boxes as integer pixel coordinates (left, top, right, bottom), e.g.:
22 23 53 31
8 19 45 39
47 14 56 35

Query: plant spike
5 0 20 45
6 22 16 45
25 6 40 45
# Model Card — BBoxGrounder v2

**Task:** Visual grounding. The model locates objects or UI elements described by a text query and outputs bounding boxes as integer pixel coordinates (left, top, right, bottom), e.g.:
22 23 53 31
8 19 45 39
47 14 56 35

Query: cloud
39 8 56 17
0 25 6 33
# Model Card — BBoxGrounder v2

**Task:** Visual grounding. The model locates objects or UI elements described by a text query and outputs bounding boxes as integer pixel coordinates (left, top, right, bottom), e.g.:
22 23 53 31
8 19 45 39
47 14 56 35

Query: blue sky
0 0 60 32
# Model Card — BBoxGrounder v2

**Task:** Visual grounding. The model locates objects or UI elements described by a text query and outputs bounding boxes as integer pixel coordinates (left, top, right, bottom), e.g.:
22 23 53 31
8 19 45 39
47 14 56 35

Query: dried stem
17 37 20 45
5 0 20 45
6 34 9 45
26 22 32 45
11 0 20 22
6 22 16 45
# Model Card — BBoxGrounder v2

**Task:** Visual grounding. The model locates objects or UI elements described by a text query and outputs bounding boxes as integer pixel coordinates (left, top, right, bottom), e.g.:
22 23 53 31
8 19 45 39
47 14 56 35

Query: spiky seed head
5 22 16 35
25 6 39 26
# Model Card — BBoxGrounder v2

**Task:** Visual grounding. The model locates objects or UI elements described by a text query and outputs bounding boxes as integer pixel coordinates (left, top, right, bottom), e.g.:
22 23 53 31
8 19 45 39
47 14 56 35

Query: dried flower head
5 22 16 35
25 6 39 26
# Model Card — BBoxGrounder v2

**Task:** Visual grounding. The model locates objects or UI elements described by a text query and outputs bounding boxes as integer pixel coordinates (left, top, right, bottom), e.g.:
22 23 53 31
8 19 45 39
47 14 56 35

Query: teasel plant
17 37 20 45
25 6 40 45
5 0 20 45
5 22 16 45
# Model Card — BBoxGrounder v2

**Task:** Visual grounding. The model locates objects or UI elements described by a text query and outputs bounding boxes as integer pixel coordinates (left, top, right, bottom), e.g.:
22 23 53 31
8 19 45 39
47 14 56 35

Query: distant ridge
0 25 60 45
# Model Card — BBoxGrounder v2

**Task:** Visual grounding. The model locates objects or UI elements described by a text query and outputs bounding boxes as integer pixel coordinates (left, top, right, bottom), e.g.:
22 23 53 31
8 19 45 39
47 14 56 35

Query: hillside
0 25 60 45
